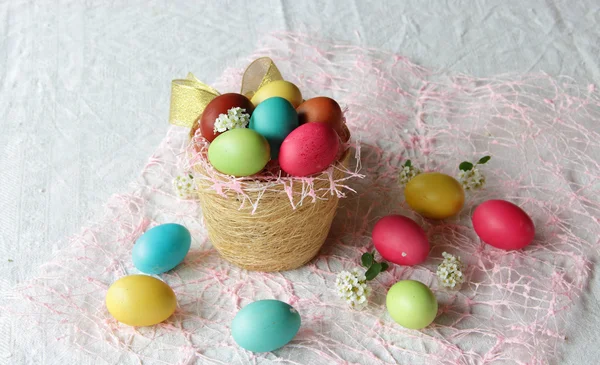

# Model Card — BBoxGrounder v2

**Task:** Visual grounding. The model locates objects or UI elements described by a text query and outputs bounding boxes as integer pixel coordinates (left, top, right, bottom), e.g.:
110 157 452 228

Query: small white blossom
213 107 250 133
173 173 196 199
457 167 486 190
335 268 371 310
436 252 465 289
398 164 421 186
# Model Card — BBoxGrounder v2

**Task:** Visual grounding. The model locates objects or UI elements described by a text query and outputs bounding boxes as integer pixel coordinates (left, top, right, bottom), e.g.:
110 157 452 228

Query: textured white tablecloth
1 1 598 364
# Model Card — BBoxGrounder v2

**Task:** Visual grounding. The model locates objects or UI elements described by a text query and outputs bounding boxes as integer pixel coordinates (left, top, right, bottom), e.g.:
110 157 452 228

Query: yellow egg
250 80 303 108
105 275 177 326
404 172 465 219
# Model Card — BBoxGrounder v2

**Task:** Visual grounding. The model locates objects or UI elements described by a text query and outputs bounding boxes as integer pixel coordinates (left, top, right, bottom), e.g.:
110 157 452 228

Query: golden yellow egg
250 80 303 108
105 275 177 326
404 172 465 219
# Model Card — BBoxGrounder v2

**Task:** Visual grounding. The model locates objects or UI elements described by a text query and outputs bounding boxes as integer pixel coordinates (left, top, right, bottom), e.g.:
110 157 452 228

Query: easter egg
372 215 429 266
132 223 191 274
405 172 465 219
472 199 535 250
199 93 254 142
386 280 437 329
106 275 177 326
279 123 340 177
251 80 303 108
231 299 301 352
249 97 299 159
296 97 345 136
208 128 270 177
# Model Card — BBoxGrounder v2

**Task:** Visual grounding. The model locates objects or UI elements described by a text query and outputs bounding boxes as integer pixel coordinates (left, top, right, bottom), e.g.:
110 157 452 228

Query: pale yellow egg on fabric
105 275 177 326
404 172 465 219
250 80 303 108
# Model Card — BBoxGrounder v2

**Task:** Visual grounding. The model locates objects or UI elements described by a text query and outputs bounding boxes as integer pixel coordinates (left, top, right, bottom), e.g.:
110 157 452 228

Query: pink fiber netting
185 131 363 212
5 33 600 365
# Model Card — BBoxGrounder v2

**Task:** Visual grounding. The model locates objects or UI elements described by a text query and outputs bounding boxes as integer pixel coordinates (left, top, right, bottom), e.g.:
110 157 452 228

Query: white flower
457 167 486 190
399 163 421 186
437 252 465 289
213 107 250 133
335 268 371 310
173 173 196 199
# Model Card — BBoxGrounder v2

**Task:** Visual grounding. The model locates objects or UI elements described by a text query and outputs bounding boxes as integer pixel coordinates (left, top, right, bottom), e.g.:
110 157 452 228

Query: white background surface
0 1 598 363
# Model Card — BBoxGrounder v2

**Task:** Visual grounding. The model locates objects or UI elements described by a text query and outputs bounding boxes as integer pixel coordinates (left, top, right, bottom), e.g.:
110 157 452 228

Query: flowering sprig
334 253 388 310
361 251 389 280
398 160 421 186
457 155 491 191
436 252 465 289
213 107 250 133
173 173 196 199
335 268 371 310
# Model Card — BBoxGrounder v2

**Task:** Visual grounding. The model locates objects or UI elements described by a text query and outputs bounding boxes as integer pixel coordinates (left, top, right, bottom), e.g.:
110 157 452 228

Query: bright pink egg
472 199 535 250
372 215 430 266
279 123 340 177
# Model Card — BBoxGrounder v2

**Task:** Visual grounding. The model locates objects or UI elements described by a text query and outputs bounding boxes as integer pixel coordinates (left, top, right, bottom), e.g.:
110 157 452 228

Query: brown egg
200 93 254 142
296 97 344 137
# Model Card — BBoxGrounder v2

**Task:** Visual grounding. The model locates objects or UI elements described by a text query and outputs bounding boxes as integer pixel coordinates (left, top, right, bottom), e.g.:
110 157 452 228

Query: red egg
199 93 254 142
472 199 535 250
372 215 430 266
279 123 339 177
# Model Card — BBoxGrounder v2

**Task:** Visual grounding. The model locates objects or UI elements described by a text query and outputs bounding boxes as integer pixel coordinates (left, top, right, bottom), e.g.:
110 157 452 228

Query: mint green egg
208 128 270 177
231 300 301 352
386 280 438 329
249 97 298 159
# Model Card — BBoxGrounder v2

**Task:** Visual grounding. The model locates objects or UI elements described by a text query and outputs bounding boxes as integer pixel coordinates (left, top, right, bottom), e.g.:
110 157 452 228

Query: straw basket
193 125 352 272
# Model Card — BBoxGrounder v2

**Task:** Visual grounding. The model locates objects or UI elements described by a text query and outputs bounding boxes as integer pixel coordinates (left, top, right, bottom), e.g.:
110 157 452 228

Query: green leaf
361 252 374 268
459 161 474 171
404 160 412 167
365 262 382 281
477 156 491 165
188 174 194 179
380 262 389 272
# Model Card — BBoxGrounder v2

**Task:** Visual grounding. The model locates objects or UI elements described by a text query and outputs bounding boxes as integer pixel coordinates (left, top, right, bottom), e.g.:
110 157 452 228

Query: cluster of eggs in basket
195 80 347 177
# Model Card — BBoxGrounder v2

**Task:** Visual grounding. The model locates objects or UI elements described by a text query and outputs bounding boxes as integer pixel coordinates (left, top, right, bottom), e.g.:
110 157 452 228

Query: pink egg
472 199 535 250
372 215 430 266
279 123 340 177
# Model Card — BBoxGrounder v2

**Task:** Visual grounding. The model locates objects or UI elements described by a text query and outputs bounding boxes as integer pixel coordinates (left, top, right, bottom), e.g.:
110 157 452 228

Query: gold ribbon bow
169 57 283 128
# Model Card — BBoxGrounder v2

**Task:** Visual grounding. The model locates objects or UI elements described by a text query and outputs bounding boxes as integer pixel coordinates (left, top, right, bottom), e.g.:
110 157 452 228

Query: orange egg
296 97 345 137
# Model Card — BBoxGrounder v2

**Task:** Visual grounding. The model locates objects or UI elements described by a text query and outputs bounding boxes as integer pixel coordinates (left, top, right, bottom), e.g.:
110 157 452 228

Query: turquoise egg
132 223 191 274
231 299 301 352
249 97 298 159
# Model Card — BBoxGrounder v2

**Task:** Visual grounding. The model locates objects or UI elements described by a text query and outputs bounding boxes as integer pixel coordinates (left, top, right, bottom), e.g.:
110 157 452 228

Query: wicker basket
193 126 351 272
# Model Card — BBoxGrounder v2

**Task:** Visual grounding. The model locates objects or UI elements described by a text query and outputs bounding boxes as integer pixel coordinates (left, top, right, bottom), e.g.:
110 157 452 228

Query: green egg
208 128 270 177
386 280 438 329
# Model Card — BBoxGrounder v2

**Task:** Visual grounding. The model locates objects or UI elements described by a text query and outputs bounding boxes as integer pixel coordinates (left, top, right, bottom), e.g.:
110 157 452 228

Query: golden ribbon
169 57 283 128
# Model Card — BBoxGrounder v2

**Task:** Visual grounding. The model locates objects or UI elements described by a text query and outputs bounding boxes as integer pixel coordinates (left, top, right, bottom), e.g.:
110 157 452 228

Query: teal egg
249 97 298 159
132 223 191 274
231 299 301 352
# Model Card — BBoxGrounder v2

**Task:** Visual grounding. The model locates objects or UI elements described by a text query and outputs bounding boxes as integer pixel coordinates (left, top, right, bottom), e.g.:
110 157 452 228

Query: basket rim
181 122 363 212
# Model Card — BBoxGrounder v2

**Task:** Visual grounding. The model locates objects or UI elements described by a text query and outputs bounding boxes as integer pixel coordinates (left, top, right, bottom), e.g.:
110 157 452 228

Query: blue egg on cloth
231 299 301 352
249 97 298 159
132 223 191 274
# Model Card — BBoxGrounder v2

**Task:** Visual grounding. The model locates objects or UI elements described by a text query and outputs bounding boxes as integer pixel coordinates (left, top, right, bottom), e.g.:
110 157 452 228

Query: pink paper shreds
184 131 364 212
4 33 600 365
